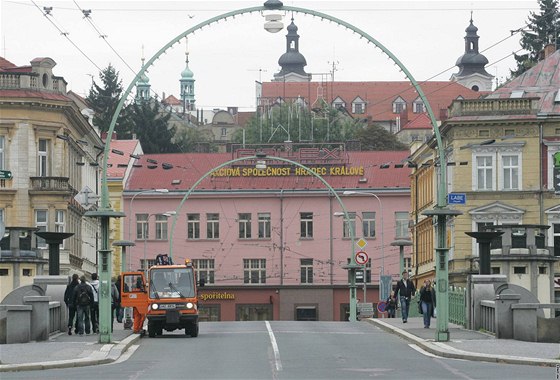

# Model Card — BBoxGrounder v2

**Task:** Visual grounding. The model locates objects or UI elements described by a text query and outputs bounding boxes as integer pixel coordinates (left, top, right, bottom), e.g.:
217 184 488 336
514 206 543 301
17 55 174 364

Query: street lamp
342 191 387 299
142 211 176 274
390 239 413 278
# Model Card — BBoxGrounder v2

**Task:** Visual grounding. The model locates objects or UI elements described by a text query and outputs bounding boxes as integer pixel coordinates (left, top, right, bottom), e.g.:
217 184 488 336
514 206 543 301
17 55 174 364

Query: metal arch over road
99 2 450 333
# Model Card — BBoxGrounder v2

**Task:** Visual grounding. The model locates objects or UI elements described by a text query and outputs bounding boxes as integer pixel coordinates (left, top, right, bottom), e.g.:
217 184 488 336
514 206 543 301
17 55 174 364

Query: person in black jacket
419 279 436 328
63 273 80 335
72 275 93 335
393 271 416 323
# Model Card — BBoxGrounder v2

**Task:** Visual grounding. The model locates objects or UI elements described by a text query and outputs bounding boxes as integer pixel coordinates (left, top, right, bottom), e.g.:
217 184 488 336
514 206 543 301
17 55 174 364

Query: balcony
449 98 539 117
29 177 72 194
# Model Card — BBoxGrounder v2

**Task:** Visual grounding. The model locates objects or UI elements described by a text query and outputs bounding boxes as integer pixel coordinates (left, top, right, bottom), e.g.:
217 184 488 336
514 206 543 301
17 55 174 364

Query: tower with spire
273 17 310 82
136 47 151 101
180 37 196 112
450 14 494 91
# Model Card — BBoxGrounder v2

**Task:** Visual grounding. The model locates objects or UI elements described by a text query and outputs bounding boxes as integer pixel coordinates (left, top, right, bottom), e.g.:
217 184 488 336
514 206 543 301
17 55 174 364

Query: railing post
494 291 520 339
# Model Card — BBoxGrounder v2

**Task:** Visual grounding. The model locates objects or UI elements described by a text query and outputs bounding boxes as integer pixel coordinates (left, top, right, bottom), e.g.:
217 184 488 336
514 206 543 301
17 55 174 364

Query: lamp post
390 239 413 278
342 191 387 299
142 211 176 274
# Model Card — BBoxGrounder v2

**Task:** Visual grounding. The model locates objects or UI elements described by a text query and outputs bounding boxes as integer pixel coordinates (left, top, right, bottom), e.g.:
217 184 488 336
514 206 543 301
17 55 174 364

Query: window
362 212 376 238
258 213 271 239
237 304 272 321
238 213 252 239
392 97 406 114
404 257 412 274
296 306 317 321
475 155 494 190
343 212 357 238
413 99 424 113
136 214 148 240
187 214 200 239
0 269 8 276
141 259 156 271
243 259 266 284
513 266 526 274
300 212 313 238
554 224 560 257
352 102 365 114
38 139 49 177
501 155 519 190
23 269 32 276
193 259 214 284
395 212 409 238
300 258 313 284
155 214 169 240
206 213 219 239
538 266 547 274
55 210 65 232
221 128 227 137
35 210 48 248
492 267 501 274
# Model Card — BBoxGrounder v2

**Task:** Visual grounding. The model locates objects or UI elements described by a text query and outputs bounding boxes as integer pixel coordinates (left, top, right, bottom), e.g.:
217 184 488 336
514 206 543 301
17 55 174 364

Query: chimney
543 43 556 59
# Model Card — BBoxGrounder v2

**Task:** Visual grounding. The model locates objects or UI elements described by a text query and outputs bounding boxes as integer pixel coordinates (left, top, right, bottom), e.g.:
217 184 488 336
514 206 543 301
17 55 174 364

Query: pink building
123 146 412 321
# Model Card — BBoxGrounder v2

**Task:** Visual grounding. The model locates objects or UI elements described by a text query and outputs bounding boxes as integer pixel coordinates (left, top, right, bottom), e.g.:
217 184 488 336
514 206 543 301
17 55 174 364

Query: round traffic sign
377 301 387 313
355 251 368 265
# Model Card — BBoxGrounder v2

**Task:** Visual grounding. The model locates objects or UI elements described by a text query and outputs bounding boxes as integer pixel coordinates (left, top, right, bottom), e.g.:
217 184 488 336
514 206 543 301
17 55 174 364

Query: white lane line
265 321 283 371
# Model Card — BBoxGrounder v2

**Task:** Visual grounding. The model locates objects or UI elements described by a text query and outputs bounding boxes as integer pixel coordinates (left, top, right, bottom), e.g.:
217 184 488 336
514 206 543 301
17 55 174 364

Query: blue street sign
448 193 466 205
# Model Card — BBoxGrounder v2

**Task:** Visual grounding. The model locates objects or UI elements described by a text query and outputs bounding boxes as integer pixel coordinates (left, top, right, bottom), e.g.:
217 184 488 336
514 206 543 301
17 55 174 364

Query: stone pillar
468 274 507 330
6 305 32 343
24 295 52 341
512 304 539 342
494 290 520 339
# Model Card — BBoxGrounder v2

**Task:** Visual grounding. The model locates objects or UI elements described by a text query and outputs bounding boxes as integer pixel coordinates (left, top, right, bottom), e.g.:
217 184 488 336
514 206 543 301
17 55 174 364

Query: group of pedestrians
63 273 121 335
387 271 436 328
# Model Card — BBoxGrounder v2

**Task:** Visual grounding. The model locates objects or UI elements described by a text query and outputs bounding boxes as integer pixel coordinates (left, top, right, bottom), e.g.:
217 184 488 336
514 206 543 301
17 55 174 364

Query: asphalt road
3 321 556 380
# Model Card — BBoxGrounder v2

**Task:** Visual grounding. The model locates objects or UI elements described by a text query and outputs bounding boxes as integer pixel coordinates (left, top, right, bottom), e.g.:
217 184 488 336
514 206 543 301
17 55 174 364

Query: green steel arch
100 4 447 211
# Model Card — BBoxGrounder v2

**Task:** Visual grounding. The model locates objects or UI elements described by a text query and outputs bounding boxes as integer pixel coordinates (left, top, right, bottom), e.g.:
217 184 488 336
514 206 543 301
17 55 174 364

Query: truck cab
120 255 200 337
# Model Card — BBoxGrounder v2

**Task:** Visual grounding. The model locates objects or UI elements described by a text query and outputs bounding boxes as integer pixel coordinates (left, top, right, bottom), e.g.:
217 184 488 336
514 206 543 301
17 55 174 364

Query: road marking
265 321 283 372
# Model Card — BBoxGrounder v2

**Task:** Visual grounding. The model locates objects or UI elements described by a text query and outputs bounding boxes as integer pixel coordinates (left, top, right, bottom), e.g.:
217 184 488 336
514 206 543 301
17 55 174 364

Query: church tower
180 37 196 112
273 17 310 82
450 15 493 91
136 49 151 101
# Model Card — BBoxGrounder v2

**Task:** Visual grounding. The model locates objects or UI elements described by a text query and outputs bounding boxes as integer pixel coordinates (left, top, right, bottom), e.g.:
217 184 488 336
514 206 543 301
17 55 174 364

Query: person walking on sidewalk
64 273 80 335
90 273 100 333
73 275 93 335
394 271 415 323
386 291 397 318
419 279 436 328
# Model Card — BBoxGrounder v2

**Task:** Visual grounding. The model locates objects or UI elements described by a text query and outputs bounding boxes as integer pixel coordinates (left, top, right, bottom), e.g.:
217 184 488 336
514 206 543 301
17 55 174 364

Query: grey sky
1 0 539 111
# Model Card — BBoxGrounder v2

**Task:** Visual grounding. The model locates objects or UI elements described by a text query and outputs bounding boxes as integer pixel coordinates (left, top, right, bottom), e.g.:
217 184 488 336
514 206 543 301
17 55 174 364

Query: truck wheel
190 323 199 338
148 323 156 338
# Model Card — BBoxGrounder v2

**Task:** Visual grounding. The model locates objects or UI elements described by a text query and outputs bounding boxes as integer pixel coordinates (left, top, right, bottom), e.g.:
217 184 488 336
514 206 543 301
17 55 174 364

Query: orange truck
120 255 201 337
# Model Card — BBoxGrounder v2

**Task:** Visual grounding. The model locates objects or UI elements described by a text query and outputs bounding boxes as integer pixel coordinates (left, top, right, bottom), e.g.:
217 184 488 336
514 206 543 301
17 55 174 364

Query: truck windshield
150 268 195 298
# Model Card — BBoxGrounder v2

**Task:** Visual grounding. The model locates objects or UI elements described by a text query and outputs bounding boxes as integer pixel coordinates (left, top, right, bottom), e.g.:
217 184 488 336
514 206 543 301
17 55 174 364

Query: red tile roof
401 113 432 130
107 139 142 178
0 57 17 70
163 95 181 106
0 89 70 101
126 151 411 192
262 81 486 122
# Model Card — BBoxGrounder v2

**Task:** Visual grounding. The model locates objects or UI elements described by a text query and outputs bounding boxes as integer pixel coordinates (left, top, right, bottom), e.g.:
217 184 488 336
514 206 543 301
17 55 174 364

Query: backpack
78 286 90 306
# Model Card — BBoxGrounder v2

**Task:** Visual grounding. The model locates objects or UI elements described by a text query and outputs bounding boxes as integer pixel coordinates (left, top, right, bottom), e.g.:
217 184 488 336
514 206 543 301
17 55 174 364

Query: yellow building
410 48 560 305
0 57 101 300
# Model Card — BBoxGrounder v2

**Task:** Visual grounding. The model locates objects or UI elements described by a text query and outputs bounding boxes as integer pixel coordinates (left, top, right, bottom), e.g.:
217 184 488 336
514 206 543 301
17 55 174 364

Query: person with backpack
64 273 80 335
73 275 93 335
90 273 100 334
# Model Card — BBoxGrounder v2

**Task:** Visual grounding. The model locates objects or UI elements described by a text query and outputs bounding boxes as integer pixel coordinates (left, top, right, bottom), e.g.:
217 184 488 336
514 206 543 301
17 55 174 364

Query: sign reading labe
199 292 236 301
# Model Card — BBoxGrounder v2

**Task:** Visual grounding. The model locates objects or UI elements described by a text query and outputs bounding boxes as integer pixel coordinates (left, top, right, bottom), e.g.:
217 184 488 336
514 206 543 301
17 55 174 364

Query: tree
173 126 215 153
355 123 408 151
232 103 360 144
86 64 131 136
511 0 560 77
128 100 176 154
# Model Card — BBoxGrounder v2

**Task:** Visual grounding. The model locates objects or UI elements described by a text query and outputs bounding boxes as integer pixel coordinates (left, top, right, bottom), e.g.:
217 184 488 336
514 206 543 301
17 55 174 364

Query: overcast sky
1 0 540 111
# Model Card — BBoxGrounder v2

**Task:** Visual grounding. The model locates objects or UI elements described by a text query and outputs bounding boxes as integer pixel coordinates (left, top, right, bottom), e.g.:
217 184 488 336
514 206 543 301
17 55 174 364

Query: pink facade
122 149 412 321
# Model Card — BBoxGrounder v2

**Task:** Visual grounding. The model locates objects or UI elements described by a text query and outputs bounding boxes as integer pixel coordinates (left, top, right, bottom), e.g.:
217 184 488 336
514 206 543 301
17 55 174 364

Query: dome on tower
181 65 194 79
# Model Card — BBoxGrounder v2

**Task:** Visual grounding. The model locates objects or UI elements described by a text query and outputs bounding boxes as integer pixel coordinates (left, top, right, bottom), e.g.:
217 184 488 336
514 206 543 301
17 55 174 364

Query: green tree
355 123 408 151
511 0 560 77
173 126 215 153
86 64 131 136
128 100 176 154
232 103 359 144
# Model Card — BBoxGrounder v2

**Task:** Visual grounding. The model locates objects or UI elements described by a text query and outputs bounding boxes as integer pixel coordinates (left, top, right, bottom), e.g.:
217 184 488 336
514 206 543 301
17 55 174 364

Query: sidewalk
0 322 141 372
367 317 560 367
